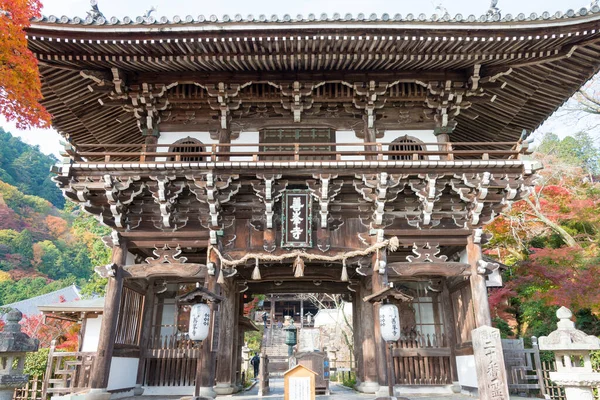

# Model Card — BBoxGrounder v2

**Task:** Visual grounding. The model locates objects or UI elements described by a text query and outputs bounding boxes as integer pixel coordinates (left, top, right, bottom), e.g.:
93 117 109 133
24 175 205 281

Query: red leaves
0 0 51 129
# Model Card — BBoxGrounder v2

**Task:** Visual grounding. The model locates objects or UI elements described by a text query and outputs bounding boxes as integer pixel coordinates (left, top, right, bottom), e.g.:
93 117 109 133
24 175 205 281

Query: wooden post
258 353 269 396
218 127 231 161
270 295 276 329
356 278 379 394
467 235 492 327
89 240 128 390
352 288 364 387
300 298 304 328
143 131 159 162
197 249 219 397
441 279 459 382
435 132 451 161
371 250 388 391
214 277 237 394
230 291 242 390
135 283 155 388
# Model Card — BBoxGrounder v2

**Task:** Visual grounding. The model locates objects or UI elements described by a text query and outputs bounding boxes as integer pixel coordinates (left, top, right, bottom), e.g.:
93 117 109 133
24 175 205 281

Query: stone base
82 389 111 400
213 383 235 395
356 381 380 394
132 384 144 396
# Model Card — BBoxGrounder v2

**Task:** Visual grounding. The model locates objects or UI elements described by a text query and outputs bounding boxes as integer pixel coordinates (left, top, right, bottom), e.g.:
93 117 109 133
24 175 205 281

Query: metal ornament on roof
379 303 401 342
188 303 211 341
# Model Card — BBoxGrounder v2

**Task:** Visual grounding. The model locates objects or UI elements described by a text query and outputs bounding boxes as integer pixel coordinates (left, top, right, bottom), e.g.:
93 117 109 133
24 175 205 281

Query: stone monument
0 309 39 400
539 306 600 400
471 325 510 400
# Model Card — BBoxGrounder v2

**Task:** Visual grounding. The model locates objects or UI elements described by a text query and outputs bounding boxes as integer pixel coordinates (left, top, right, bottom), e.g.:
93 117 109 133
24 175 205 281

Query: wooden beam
123 262 207 280
247 281 351 294
389 262 470 277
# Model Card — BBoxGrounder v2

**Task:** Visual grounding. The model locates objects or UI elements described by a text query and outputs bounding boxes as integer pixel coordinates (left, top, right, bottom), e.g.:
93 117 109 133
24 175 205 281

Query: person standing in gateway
250 352 260 379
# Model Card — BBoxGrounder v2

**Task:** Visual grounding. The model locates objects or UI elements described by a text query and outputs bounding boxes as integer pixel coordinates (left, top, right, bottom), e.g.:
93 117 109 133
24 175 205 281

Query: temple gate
26 4 600 398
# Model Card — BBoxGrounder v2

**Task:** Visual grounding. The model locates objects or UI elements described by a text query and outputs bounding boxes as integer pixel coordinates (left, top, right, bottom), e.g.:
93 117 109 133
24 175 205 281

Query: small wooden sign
284 364 317 400
281 190 312 248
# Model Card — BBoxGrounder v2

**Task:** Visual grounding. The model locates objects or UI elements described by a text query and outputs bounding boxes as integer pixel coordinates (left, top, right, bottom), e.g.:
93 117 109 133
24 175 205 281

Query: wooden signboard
281 190 312 248
295 352 329 395
284 364 317 400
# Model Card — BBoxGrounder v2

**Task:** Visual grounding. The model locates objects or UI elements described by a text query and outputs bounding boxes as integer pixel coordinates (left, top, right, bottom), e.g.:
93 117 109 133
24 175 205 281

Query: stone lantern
539 306 600 400
0 309 39 400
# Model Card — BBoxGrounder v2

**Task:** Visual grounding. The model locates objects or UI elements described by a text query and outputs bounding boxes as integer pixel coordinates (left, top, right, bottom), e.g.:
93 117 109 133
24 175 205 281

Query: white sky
4 0 600 157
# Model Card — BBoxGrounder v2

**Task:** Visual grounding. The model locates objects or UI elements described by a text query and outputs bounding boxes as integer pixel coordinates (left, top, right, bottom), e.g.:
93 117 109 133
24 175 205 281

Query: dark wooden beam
127 70 471 86
247 281 351 294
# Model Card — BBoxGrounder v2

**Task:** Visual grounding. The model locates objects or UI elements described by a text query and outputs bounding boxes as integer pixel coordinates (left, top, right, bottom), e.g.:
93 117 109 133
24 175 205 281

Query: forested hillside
0 128 110 306
0 128 64 208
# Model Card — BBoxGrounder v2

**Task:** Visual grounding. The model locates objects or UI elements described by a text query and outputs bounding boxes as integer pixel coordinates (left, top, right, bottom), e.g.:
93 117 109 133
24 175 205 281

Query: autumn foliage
0 0 51 128
486 132 600 337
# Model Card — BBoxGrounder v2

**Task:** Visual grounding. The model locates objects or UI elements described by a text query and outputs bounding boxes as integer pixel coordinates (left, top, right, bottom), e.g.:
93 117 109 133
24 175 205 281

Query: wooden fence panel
13 376 43 400
143 334 201 387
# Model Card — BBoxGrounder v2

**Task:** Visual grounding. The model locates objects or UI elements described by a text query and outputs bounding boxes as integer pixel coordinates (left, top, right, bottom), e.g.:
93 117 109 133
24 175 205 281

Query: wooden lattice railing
13 376 43 400
391 332 453 385
143 334 201 387
42 341 96 398
61 141 528 164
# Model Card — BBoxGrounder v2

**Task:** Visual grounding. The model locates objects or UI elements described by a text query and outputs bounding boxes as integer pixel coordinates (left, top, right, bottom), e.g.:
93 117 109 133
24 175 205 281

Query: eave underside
29 21 600 146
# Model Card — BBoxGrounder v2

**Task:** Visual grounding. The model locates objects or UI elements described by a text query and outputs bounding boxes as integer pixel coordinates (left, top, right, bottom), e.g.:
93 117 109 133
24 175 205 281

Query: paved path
121 378 533 399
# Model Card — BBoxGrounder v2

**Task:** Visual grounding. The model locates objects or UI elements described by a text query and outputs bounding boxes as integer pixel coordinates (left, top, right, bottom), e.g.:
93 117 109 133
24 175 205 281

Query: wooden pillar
441 279 459 382
230 291 241 391
90 239 128 390
362 119 377 160
217 127 231 161
135 283 155 388
356 278 380 394
467 234 492 327
270 295 275 327
371 250 389 390
435 132 453 161
143 129 159 162
300 298 304 328
352 288 364 386
197 250 219 397
214 276 237 394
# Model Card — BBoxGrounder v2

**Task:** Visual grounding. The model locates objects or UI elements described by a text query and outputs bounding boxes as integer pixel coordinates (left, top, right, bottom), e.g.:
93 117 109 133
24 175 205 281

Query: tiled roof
30 6 600 27
2 285 81 317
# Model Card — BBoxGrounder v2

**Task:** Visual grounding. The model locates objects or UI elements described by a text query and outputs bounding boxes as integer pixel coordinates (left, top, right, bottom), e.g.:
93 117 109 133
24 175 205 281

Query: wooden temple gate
25 5 600 398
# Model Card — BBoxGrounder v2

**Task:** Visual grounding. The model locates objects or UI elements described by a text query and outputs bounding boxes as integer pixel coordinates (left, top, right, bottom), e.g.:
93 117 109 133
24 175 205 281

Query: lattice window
169 137 204 162
115 286 144 346
389 135 426 161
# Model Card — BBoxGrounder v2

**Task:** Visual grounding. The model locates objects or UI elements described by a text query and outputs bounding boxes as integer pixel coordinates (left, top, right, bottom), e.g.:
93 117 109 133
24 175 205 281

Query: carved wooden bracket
251 174 288 230
406 242 448 263
147 175 186 229
408 174 446 228
354 172 405 229
280 81 315 122
307 174 343 229
201 82 243 129
187 173 240 244
353 81 388 129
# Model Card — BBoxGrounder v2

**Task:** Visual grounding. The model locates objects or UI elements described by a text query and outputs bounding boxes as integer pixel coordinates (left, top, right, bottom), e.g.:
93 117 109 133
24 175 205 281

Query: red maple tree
0 0 51 128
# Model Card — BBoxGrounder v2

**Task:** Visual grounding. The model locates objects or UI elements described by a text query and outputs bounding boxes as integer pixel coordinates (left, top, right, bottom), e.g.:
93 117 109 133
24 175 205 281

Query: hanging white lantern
379 303 401 342
188 303 211 341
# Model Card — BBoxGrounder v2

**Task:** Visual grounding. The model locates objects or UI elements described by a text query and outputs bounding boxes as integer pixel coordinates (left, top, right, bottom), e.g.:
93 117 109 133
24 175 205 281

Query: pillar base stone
83 389 111 400
133 384 144 396
356 381 380 394
213 383 235 395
